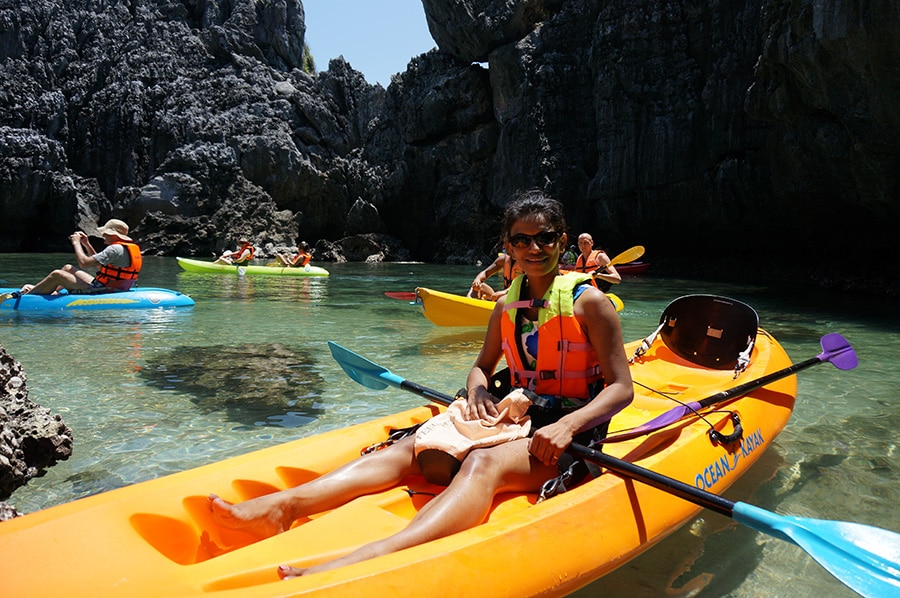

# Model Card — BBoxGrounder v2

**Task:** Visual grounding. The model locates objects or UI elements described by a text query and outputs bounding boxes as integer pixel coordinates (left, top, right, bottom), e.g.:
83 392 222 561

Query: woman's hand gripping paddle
327 340 898 597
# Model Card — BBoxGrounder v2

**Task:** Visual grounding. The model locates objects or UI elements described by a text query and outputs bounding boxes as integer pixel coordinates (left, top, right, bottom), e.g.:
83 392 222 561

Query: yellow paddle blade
608 245 645 267
607 293 624 313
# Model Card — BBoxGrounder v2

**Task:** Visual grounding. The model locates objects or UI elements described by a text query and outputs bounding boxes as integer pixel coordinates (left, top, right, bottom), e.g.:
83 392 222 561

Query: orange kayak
0 324 796 596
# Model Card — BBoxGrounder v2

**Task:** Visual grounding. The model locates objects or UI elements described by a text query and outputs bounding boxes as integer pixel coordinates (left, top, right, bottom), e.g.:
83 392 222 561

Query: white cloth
414 389 533 460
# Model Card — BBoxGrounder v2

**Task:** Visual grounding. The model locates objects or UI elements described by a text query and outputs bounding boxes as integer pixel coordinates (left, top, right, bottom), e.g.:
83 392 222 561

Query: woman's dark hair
501 189 567 239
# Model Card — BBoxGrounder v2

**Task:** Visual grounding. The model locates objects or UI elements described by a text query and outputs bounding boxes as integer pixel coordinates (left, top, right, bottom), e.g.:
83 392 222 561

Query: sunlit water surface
1 254 897 597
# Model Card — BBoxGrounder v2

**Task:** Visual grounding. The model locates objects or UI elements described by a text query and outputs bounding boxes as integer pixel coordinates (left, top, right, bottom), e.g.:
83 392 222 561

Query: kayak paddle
600 245 644 272
567 442 900 598
327 341 899 597
606 292 624 313
604 333 857 442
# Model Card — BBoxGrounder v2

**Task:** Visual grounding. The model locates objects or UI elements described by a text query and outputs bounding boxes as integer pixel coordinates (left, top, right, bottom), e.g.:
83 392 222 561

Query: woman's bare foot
207 494 295 538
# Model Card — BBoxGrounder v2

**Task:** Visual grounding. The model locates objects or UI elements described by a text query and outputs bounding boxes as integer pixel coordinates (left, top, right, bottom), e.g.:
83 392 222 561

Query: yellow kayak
0 296 803 597
416 286 624 327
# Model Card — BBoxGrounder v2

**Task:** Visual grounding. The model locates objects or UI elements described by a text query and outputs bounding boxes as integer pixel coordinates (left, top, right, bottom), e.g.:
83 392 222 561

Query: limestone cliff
1 0 897 291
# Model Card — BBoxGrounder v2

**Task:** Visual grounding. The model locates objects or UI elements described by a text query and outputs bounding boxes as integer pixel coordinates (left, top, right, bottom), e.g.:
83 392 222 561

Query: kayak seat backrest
659 295 759 370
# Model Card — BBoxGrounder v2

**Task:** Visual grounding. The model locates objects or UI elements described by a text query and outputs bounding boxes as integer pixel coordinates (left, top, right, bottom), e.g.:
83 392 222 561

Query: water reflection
176 271 331 303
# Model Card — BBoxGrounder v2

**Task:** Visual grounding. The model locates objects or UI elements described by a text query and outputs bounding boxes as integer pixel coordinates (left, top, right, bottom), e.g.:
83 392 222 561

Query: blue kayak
0 287 195 312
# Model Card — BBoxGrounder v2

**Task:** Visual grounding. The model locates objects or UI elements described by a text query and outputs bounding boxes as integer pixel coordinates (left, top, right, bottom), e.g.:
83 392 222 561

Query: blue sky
302 1 438 87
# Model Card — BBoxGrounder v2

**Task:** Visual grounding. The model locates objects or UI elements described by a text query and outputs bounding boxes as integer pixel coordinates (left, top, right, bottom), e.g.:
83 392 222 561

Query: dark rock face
0 346 74 515
0 0 897 292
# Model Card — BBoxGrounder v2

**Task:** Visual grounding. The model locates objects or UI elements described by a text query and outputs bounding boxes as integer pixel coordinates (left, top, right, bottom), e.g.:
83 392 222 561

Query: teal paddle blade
733 502 900 597
327 341 391 390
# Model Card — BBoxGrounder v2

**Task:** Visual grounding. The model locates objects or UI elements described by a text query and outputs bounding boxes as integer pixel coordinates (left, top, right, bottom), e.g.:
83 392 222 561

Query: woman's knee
457 447 505 478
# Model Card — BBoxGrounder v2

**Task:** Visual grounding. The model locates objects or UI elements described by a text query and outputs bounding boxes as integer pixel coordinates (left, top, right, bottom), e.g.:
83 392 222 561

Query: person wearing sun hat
213 236 256 265
20 218 143 295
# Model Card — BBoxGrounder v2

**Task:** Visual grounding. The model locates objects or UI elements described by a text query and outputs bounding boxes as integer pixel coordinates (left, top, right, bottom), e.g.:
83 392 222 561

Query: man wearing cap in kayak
20 219 143 295
208 190 633 578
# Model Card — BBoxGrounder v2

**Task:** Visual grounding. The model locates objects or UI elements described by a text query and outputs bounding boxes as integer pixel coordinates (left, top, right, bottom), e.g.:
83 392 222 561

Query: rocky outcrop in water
1 0 897 292
0 346 74 517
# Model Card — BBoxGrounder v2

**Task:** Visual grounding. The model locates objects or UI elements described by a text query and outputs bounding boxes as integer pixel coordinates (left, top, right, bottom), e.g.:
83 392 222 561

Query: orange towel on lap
414 389 533 461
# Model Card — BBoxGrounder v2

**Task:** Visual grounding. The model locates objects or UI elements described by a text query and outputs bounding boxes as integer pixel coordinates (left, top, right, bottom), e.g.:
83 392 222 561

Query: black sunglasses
507 230 561 248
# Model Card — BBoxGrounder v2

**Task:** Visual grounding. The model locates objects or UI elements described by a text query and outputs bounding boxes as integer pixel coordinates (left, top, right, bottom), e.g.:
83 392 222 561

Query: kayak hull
177 257 330 277
0 330 796 597
416 287 495 327
416 286 624 327
0 287 194 311
616 261 650 275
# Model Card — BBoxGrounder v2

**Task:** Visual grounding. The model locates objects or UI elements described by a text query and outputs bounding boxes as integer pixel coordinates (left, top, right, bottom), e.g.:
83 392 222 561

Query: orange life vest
575 249 614 291
574 249 605 273
502 255 525 288
94 241 143 290
499 273 604 401
291 252 311 267
232 242 255 263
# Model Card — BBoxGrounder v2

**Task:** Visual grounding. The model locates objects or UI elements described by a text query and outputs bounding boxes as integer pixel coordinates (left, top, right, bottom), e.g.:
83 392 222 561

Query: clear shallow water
1 254 897 597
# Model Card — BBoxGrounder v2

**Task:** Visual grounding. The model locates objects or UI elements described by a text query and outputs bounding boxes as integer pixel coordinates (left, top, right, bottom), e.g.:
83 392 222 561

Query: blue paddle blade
733 502 900 597
819 333 859 371
328 341 410 391
327 341 391 390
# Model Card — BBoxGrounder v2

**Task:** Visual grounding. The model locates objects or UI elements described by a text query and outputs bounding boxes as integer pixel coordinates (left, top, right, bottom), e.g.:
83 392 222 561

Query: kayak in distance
616 261 650 275
176 257 330 277
0 295 836 597
0 287 194 312
415 286 624 327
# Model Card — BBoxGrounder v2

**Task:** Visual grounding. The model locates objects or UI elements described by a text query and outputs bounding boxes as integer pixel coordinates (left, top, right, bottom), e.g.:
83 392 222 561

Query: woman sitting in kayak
208 190 634 577
213 238 255 264
274 241 312 268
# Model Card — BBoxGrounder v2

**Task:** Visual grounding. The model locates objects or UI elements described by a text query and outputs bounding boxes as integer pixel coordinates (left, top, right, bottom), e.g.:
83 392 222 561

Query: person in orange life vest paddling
207 190 633 579
214 238 255 264
466 251 524 300
574 233 621 292
275 241 311 268
20 219 142 295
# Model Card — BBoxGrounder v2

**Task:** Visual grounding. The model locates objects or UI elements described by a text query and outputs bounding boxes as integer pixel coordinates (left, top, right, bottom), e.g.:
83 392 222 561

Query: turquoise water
1 254 897 597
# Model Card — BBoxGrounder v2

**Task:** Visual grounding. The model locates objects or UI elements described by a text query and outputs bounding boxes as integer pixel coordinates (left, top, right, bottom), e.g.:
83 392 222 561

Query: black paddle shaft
695 356 820 410
568 442 736 518
400 379 455 405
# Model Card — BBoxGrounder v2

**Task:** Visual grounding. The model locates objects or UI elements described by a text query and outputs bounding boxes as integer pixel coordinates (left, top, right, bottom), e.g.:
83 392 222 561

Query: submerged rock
139 343 327 427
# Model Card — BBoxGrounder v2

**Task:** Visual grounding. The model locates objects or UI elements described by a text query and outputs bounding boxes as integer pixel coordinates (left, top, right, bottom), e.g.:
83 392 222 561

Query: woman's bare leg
209 437 420 538
279 438 556 578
